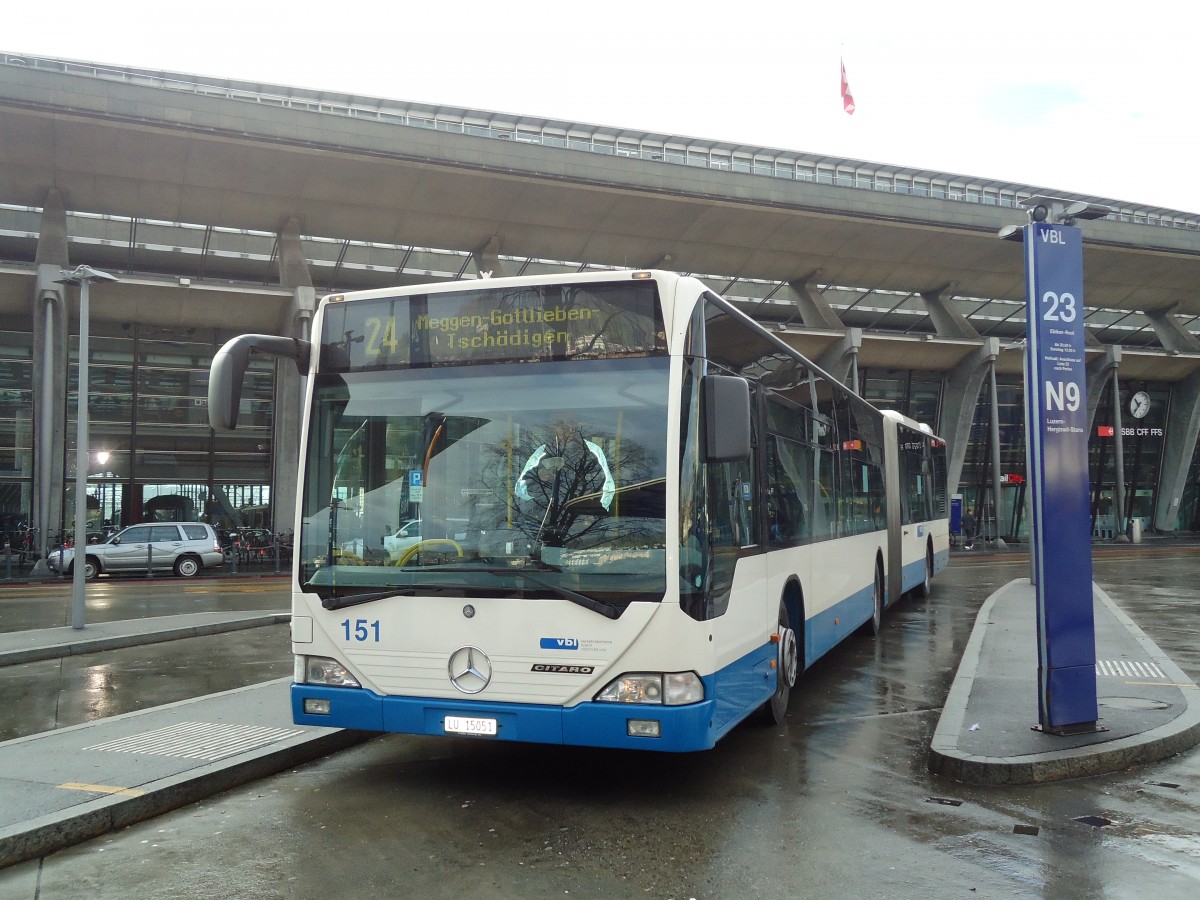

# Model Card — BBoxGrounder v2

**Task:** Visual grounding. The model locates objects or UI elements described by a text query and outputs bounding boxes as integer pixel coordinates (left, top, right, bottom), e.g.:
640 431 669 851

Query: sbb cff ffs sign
1097 426 1163 438
1024 221 1098 732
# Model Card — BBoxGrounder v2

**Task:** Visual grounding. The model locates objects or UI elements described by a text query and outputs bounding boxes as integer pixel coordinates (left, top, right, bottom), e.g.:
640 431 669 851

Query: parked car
382 519 422 560
46 522 224 580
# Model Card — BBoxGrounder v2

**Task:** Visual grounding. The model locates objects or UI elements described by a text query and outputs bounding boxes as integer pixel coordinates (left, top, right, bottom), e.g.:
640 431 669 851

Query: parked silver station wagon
46 522 225 580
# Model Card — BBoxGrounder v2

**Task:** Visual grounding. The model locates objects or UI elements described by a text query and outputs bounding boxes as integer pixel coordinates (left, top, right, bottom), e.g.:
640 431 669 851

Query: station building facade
2 56 1199 558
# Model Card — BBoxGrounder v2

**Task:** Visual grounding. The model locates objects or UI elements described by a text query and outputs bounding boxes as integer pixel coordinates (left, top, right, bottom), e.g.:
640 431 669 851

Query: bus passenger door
706 408 769 727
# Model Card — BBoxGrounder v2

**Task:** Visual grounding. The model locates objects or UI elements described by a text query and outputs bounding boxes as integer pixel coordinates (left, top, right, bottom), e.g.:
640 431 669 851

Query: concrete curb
0 678 374 869
0 728 369 869
929 583 1200 784
0 613 291 667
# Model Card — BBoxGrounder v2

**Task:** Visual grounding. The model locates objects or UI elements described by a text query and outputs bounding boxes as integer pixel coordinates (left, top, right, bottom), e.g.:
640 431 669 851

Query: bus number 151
341 619 381 642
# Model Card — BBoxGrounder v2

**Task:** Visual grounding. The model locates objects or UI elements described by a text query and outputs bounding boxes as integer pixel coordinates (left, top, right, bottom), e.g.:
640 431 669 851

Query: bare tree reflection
477 422 660 551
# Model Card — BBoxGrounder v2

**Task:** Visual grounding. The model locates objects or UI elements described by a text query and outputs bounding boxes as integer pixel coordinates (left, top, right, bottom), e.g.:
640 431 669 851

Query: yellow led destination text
359 305 597 356
420 306 594 333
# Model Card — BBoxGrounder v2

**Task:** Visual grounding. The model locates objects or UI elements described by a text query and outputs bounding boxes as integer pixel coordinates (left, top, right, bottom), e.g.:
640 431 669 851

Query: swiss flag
840 58 856 115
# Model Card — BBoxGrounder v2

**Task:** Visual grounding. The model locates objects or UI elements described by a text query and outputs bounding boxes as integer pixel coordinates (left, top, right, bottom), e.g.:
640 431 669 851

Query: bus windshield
300 357 669 612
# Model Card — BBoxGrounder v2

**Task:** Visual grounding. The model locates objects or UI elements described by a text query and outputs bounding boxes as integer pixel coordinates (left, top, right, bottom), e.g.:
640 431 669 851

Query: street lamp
54 265 119 630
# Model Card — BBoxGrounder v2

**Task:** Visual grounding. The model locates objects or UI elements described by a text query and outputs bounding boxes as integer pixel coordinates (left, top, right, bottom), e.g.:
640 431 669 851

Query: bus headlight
595 672 703 705
297 655 361 688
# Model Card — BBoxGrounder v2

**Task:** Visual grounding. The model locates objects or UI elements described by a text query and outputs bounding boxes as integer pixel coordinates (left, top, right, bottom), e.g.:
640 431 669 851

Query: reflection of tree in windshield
478 422 659 550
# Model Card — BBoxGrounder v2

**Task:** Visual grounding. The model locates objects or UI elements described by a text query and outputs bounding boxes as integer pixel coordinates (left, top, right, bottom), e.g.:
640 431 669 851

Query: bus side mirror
209 334 311 430
703 375 751 462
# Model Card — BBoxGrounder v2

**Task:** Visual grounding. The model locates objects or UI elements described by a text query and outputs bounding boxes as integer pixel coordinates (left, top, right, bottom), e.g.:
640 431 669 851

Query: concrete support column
778 272 844 330
919 284 979 340
31 190 70 568
1085 346 1123 540
1153 370 1200 533
941 338 998 500
274 218 315 537
987 359 1006 547
816 328 862 391
1085 345 1121 432
1146 306 1200 354
1143 308 1200 534
472 235 506 279
1111 371 1128 542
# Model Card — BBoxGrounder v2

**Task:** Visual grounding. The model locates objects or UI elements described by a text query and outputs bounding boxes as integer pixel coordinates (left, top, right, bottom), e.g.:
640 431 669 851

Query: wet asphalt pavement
1 550 1199 898
0 577 291 742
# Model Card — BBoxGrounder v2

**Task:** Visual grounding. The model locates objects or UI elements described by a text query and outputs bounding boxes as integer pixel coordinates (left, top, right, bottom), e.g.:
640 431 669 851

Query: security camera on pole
999 196 1109 735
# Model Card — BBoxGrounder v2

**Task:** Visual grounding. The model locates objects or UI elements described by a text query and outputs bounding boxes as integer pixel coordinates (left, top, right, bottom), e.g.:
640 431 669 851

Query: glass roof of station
2 54 1196 351
2 203 1191 350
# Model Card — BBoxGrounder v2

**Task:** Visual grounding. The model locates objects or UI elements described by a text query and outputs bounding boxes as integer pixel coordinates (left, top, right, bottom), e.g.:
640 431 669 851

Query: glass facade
955 375 1028 540
1089 381 1169 536
862 366 1197 541
57 325 276 538
3 327 1196 557
1180 439 1200 532
0 332 33 547
860 369 943 426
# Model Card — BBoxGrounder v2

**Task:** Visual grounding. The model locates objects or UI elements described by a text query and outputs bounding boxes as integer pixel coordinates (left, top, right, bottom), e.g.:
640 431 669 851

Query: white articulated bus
210 270 948 751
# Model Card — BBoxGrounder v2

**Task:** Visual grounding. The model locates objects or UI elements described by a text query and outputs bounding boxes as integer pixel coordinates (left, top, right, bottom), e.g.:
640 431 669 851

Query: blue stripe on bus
806 581 876 663
901 557 926 594
900 546 951 594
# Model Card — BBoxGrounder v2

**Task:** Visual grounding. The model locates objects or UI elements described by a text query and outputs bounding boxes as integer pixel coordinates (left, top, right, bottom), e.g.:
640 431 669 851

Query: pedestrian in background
962 508 977 550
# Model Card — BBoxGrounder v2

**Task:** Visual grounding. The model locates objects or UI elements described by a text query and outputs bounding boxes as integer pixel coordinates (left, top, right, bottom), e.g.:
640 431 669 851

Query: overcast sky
9 1 1198 214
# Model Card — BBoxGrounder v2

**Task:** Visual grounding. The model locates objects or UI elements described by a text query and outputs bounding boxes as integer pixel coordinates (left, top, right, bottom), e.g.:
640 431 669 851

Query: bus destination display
321 281 666 371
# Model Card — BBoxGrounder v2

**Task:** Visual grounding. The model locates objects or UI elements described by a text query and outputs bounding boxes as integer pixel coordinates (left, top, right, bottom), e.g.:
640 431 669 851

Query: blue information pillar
1024 221 1099 732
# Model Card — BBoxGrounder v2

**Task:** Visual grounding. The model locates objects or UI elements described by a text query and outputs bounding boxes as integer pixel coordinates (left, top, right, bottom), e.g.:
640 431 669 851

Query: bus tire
917 543 933 599
760 602 799 725
864 560 884 636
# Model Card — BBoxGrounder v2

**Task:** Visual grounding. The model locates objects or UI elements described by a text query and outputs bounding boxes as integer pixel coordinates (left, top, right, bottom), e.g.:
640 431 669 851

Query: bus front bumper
292 684 720 752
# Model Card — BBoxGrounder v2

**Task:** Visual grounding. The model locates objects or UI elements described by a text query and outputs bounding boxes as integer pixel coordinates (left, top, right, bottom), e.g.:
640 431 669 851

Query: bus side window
767 436 810 543
813 446 837 540
708 454 757 549
702 451 756 618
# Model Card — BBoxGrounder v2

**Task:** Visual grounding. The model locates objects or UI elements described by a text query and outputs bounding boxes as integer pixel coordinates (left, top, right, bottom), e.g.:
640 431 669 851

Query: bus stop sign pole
1020 204 1102 734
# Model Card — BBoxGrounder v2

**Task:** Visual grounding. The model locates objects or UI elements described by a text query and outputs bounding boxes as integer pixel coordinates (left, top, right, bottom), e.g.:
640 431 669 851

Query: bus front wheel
761 603 798 725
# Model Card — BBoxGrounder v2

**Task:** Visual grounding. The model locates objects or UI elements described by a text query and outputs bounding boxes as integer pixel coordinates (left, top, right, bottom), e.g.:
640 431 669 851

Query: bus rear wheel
917 544 933 598
865 561 884 636
761 603 799 725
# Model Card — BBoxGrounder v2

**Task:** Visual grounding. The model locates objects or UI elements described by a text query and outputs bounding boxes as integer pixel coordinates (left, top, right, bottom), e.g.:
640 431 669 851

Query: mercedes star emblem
448 646 492 694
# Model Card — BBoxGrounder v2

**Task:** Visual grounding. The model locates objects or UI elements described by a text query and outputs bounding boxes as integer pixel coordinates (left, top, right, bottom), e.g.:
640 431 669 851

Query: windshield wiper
418 564 623 620
317 586 416 611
